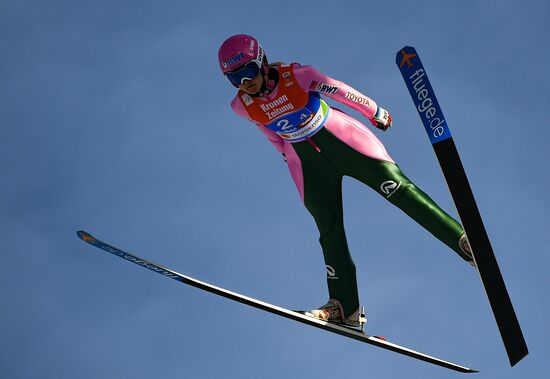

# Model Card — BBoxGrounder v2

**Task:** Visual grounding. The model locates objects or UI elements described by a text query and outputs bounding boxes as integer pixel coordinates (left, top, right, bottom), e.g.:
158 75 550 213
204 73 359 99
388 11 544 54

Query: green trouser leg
296 144 360 317
292 129 467 316
333 136 467 259
371 163 466 256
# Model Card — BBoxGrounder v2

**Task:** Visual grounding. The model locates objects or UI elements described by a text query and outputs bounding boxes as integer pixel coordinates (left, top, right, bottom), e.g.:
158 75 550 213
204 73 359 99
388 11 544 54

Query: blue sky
2 0 549 377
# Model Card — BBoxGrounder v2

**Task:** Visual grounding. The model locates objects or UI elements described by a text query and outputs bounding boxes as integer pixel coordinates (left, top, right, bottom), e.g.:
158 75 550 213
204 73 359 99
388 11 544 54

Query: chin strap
258 67 279 96
258 76 276 96
265 78 276 92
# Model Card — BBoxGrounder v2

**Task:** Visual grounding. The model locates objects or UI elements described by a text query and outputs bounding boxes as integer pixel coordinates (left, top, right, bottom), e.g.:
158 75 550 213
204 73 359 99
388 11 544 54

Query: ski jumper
230 63 468 317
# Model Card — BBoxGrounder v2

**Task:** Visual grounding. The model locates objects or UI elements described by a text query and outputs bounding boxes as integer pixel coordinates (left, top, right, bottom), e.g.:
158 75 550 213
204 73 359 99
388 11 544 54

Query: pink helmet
218 34 269 76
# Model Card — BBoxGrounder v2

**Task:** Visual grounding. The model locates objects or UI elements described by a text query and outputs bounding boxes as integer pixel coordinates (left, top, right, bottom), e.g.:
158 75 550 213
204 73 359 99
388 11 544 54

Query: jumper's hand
372 106 392 131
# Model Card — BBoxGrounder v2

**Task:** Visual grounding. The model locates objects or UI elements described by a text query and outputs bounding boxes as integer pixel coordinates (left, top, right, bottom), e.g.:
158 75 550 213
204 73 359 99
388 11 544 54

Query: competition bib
264 92 329 142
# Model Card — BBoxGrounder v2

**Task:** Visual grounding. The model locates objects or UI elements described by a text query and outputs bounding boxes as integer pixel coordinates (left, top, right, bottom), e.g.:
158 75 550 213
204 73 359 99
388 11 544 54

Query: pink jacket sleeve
293 64 379 125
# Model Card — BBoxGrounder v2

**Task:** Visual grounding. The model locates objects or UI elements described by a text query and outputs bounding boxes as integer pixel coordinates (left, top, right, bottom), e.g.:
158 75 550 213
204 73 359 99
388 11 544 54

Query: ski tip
76 230 96 243
398 45 416 52
395 46 419 68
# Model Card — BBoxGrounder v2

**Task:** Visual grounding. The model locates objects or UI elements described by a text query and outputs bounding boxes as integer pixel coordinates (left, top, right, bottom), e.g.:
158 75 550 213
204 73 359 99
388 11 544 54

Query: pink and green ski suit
230 63 468 316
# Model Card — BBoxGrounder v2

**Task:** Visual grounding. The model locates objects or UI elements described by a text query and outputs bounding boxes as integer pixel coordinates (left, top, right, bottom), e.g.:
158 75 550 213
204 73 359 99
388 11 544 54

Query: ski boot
459 233 476 267
304 299 367 331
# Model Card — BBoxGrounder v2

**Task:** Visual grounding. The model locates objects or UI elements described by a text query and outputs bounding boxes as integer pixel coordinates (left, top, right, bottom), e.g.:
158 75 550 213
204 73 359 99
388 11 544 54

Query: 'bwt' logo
223 52 245 68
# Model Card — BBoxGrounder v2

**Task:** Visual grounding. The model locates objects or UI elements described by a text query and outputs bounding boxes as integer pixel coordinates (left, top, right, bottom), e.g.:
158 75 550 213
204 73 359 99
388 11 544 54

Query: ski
395 46 528 366
77 230 477 373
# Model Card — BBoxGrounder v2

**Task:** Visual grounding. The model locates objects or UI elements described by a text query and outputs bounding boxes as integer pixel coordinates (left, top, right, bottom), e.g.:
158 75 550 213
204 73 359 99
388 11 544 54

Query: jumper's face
238 72 263 94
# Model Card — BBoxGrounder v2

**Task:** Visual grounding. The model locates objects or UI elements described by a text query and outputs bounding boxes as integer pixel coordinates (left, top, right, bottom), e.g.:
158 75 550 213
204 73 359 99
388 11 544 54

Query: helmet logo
223 52 246 68
256 46 264 65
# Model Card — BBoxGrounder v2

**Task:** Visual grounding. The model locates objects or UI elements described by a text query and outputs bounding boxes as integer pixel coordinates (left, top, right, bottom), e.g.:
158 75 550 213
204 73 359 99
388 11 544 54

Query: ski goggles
225 60 261 87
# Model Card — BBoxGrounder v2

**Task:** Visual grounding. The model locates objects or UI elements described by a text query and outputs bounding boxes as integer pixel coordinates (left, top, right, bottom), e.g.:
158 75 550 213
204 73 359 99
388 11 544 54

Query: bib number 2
277 119 294 131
